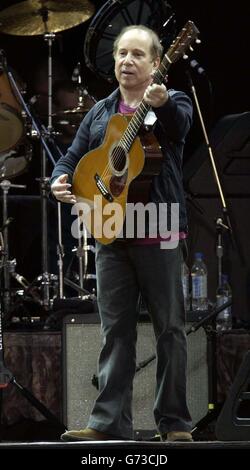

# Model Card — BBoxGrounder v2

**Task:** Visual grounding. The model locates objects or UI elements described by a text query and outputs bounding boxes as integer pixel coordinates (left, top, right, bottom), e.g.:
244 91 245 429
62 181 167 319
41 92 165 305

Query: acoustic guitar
73 20 199 244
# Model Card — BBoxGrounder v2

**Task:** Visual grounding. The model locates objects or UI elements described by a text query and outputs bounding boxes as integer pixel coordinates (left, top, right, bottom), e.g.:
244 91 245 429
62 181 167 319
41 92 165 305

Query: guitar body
72 113 145 244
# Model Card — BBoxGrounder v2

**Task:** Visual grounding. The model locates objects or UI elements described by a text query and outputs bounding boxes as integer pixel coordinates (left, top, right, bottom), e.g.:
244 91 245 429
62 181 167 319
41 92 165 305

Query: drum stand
64 219 96 300
0 179 27 315
57 202 64 299
35 32 60 309
7 29 67 309
4 58 57 308
77 224 95 299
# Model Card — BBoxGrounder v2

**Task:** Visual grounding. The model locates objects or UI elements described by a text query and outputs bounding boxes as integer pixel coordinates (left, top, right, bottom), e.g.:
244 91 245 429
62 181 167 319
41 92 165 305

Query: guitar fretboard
119 54 172 152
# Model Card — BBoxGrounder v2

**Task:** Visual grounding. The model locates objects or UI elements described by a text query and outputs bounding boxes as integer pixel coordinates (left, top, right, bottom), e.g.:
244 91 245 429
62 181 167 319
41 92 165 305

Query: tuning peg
183 54 189 60
195 38 201 44
189 46 194 52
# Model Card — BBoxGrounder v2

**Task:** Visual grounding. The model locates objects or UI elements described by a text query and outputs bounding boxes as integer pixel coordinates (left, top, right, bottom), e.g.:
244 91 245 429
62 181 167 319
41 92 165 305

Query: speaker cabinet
216 350 250 440
62 313 208 431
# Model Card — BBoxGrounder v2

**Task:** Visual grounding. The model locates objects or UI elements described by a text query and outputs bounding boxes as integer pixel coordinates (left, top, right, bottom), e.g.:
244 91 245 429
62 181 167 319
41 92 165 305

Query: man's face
114 29 159 91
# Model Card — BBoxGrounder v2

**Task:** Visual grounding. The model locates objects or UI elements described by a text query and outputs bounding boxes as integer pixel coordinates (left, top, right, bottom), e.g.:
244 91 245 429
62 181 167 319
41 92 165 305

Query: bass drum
84 0 176 81
0 70 24 153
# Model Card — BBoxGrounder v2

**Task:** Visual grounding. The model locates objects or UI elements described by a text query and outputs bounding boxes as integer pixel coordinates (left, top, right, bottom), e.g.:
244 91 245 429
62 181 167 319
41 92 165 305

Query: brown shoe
162 431 193 442
60 427 121 441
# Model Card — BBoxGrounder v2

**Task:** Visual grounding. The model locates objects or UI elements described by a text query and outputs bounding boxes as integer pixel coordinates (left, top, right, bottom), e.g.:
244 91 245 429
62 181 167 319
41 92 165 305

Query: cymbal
52 107 87 117
0 0 95 36
60 106 89 114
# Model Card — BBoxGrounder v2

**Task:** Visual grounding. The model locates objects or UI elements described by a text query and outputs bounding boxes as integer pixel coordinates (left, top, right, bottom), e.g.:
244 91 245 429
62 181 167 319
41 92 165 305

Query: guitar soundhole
110 172 127 197
110 146 127 173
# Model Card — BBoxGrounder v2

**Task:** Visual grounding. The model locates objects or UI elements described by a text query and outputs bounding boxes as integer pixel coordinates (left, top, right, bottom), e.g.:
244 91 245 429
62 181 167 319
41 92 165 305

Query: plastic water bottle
181 262 190 310
191 252 208 311
216 274 232 331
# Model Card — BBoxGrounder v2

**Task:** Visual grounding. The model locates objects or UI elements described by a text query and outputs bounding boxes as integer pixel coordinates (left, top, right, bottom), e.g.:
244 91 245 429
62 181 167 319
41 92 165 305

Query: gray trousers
88 240 192 438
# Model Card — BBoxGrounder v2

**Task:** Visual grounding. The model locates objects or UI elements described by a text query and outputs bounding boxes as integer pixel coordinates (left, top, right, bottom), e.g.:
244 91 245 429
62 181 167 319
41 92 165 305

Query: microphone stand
185 70 234 437
185 70 237 287
186 70 233 239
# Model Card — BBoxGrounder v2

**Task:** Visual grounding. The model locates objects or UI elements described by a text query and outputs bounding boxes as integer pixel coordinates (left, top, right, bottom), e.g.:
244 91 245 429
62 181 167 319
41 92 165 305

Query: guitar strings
98 102 149 183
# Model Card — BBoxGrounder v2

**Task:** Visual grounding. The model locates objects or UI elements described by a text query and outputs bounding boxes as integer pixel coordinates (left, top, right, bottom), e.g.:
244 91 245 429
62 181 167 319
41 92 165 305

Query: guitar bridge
94 174 113 202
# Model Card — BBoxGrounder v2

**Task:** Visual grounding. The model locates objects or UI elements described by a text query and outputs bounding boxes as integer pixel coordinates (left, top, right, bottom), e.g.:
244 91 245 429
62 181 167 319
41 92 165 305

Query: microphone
189 59 206 75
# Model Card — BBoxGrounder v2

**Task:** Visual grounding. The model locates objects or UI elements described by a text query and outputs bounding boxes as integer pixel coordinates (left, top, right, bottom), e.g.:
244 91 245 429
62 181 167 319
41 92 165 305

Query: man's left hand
144 83 168 108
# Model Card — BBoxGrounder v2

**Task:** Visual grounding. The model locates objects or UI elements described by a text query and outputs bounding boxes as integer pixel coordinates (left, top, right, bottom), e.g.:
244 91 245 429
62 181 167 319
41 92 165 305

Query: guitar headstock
167 20 200 64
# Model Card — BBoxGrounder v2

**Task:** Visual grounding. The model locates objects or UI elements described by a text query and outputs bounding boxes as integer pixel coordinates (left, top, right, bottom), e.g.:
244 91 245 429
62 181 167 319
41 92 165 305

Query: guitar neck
120 54 172 153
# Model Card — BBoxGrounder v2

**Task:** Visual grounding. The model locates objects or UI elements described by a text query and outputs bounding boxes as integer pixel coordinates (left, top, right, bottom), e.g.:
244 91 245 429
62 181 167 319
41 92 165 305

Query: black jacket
51 87 193 233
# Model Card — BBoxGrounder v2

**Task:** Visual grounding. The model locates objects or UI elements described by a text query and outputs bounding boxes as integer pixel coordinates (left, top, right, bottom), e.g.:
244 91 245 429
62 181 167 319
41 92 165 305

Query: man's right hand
51 174 77 204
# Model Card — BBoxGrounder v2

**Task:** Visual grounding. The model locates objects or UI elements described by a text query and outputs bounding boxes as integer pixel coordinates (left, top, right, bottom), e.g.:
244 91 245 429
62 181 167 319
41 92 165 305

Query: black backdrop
1 1 249 120
1 0 250 322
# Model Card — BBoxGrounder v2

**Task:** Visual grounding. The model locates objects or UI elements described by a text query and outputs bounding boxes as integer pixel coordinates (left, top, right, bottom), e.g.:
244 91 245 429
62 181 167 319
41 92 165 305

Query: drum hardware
32 34 85 306
26 127 40 140
72 61 84 109
4 31 70 309
39 30 68 307
72 240 95 293
51 77 96 299
5 49 60 309
33 33 95 307
57 201 64 299
8 262 43 307
70 221 96 300
51 74 96 144
0 179 27 315
63 277 96 299
0 0 97 306
71 61 97 113
49 70 96 303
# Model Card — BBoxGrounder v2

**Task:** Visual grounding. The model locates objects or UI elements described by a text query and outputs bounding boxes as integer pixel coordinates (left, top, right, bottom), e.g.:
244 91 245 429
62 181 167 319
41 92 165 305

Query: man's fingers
56 194 77 204
53 184 71 192
59 173 68 182
51 174 77 203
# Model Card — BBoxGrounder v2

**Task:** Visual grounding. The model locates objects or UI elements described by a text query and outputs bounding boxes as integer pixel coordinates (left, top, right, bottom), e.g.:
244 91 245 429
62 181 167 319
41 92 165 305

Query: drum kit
0 0 176 321
0 0 97 319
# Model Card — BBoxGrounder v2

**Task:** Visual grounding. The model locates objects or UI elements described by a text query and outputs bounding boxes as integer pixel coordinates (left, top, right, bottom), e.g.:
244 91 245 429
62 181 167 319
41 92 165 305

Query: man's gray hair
113 25 163 60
